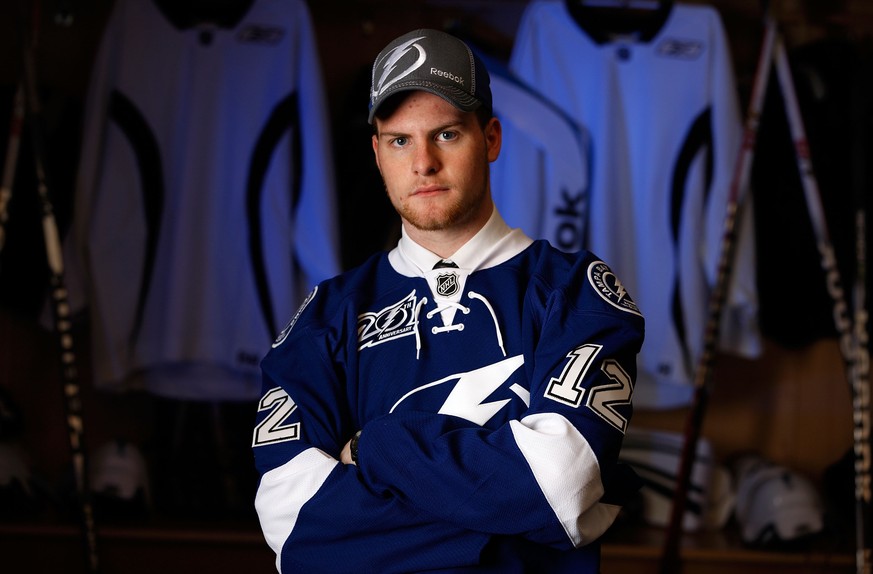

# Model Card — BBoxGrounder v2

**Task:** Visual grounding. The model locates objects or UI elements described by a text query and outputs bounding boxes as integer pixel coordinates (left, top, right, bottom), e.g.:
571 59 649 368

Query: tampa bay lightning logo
372 36 427 100
358 290 420 350
389 355 528 426
273 286 318 348
588 261 642 316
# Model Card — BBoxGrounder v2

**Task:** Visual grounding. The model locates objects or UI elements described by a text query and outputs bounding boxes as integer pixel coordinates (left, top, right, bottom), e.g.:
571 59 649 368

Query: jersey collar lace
388 206 534 360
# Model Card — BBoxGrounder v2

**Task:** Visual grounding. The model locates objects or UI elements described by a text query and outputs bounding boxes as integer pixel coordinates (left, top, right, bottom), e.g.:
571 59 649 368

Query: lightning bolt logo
372 36 427 99
390 355 526 426
587 260 641 316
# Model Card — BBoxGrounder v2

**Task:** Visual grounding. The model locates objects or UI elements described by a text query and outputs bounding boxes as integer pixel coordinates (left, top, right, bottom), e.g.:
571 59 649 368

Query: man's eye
438 131 457 141
392 137 408 147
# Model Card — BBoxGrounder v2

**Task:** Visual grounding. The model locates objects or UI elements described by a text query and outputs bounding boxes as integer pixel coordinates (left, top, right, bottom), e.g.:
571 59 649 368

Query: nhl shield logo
436 272 459 297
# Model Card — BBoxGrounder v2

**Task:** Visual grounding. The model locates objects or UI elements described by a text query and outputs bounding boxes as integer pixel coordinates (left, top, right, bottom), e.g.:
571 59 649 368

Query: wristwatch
350 430 362 463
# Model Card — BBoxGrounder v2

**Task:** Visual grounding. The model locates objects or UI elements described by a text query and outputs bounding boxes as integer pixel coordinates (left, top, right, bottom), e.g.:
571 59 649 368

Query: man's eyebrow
378 120 465 139
376 129 410 139
430 120 464 134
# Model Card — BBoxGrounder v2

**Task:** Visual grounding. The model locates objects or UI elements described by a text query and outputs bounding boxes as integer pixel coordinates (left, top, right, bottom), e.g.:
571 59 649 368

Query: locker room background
0 0 871 572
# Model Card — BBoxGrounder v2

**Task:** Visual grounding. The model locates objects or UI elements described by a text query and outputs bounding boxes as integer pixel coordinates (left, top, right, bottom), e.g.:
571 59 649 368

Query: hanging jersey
484 54 592 253
253 211 645 573
65 0 340 399
510 1 761 408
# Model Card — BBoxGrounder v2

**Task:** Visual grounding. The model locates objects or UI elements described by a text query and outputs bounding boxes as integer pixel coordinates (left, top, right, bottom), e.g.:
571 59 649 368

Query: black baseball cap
368 28 493 124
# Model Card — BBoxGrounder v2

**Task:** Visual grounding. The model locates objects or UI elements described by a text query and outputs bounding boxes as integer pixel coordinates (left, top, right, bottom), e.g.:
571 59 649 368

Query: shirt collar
388 206 534 277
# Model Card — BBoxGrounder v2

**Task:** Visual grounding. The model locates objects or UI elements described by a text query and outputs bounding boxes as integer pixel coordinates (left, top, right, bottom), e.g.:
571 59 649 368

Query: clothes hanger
152 0 255 29
576 0 662 9
564 0 674 43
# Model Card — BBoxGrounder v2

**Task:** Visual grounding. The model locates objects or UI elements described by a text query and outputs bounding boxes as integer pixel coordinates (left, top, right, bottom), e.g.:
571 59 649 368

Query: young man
252 28 645 573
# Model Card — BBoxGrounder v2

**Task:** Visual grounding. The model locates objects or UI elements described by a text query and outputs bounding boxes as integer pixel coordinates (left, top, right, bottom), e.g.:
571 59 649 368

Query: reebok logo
237 25 285 45
553 187 586 251
656 38 703 60
430 68 465 86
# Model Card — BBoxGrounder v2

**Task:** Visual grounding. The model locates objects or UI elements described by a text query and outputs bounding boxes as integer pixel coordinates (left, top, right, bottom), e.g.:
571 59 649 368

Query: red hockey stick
658 15 778 574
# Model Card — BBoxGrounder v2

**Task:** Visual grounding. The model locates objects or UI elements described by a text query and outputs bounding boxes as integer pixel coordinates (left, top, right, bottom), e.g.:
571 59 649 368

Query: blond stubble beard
385 166 491 233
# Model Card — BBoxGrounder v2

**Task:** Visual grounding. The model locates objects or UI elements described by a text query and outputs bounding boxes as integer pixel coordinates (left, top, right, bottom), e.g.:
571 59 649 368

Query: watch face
351 431 362 462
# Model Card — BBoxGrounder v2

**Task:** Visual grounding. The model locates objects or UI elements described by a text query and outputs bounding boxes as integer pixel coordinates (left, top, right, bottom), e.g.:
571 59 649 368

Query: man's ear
371 133 382 172
484 117 502 163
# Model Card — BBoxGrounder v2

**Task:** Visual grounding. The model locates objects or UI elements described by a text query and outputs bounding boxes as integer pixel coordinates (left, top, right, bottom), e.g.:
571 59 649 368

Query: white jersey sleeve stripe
255 447 339 572
510 412 607 546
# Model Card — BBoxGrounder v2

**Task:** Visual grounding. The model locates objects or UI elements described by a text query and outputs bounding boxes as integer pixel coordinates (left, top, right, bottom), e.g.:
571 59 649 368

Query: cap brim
368 84 483 124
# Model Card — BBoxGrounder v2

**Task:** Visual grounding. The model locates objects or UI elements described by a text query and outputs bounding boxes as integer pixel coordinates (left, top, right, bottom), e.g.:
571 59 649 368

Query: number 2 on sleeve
545 344 633 433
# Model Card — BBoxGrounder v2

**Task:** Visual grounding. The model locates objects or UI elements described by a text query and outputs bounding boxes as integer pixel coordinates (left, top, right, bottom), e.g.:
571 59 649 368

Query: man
252 28 645 573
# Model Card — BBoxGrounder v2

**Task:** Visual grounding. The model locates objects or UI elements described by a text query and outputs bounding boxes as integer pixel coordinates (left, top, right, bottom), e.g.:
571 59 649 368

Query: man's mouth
413 185 449 196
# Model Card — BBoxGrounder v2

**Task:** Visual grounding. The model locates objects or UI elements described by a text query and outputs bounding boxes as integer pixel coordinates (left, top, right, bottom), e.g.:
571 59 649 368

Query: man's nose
413 141 440 175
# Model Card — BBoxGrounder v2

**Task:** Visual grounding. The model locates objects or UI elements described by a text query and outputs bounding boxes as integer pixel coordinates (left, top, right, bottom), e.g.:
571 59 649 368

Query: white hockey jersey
66 0 340 399
485 55 591 253
510 1 761 408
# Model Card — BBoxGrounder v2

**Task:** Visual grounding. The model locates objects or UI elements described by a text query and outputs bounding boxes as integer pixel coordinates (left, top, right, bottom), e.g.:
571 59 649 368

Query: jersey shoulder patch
587 260 641 317
272 286 318 348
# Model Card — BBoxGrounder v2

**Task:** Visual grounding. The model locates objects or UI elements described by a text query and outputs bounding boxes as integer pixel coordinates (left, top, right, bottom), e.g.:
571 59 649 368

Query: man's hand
341 431 360 465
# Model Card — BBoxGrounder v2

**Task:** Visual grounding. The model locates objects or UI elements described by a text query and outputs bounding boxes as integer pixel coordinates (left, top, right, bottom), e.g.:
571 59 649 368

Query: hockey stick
852 151 871 574
853 131 872 574
18 3 100 572
0 84 25 257
657 15 778 574
851 42 873 574
773 37 872 574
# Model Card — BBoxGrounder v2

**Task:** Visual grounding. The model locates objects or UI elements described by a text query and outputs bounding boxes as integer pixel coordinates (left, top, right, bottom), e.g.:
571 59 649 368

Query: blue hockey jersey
253 210 645 573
